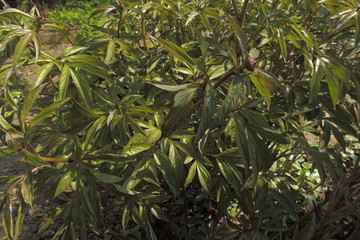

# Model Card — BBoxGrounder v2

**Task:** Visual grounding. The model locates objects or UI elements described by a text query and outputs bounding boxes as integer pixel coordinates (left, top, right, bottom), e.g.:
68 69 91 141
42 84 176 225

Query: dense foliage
0 0 359 239
46 0 112 38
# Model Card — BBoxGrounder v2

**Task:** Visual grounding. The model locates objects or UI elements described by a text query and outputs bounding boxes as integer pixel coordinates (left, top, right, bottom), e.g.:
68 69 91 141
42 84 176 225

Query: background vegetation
0 0 359 239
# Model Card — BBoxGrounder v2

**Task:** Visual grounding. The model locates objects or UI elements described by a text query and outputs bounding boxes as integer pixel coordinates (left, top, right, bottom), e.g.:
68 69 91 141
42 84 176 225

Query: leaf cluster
0 0 359 239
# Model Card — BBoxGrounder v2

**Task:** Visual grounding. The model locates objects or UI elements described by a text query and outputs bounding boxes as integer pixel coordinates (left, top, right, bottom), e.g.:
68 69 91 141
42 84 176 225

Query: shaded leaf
94 173 122 183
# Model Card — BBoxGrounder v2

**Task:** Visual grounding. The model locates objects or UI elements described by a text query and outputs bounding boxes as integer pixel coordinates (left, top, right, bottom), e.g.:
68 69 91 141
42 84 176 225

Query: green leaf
2 195 13 239
23 151 51 167
120 143 152 157
43 23 71 43
113 184 139 195
320 54 349 85
310 58 323 100
0 114 21 135
289 23 316 48
94 173 122 183
324 66 339 107
84 116 106 150
0 8 35 19
218 74 246 121
0 148 16 160
228 16 247 54
274 191 298 220
326 117 357 136
356 14 360 45
14 198 26 239
20 180 33 205
148 82 195 92
29 97 71 127
61 46 87 58
58 64 71 100
12 33 31 68
196 162 211 193
327 122 347 151
153 150 180 196
150 204 169 222
255 68 285 93
67 62 111 80
174 88 196 107
158 39 196 67
234 115 250 173
54 170 74 198
195 84 216 143
73 100 100 118
32 31 41 63
298 214 316 240
249 74 271 107
37 217 56 235
277 30 287 61
4 88 18 111
217 159 242 196
173 141 212 167
32 63 54 88
105 40 116 64
145 127 162 144
184 161 197 188
250 126 288 144
65 54 112 72
70 69 93 107
19 84 46 131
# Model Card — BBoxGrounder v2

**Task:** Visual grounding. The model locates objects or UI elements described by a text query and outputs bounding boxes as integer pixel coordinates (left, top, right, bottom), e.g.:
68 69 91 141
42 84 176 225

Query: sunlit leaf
174 88 196 107
54 170 74 198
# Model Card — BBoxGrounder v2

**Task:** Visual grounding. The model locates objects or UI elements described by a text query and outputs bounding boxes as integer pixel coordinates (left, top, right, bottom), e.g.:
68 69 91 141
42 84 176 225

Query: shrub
0 0 359 239
45 0 111 38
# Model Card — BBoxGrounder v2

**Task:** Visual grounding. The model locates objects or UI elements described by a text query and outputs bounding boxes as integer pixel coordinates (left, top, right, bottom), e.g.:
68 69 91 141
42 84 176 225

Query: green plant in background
0 0 359 239
46 0 111 38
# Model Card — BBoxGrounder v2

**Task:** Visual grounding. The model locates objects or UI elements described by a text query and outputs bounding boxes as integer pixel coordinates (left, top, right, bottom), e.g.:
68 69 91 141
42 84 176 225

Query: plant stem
231 0 240 22
238 0 250 28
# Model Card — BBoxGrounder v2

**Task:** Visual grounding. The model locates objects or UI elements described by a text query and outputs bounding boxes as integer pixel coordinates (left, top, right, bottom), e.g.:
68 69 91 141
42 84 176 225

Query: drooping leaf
54 170 74 198
148 82 195 92
22 151 51 167
0 114 22 135
12 33 31 68
19 84 46 131
184 161 197 188
195 84 216 143
70 69 93 107
32 63 54 88
2 195 13 239
32 31 41 63
153 151 180 196
29 97 71 127
196 162 211 193
228 16 247 54
58 64 71 100
14 198 26 239
94 173 122 183
0 8 35 19
120 144 152 157
158 39 196 67
150 204 169 222
104 40 116 64
174 88 196 107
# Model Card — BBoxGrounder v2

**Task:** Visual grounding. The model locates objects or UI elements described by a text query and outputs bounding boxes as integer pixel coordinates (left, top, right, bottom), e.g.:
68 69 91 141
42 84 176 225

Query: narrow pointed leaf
158 39 196 66
54 171 74 198
32 63 54 88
